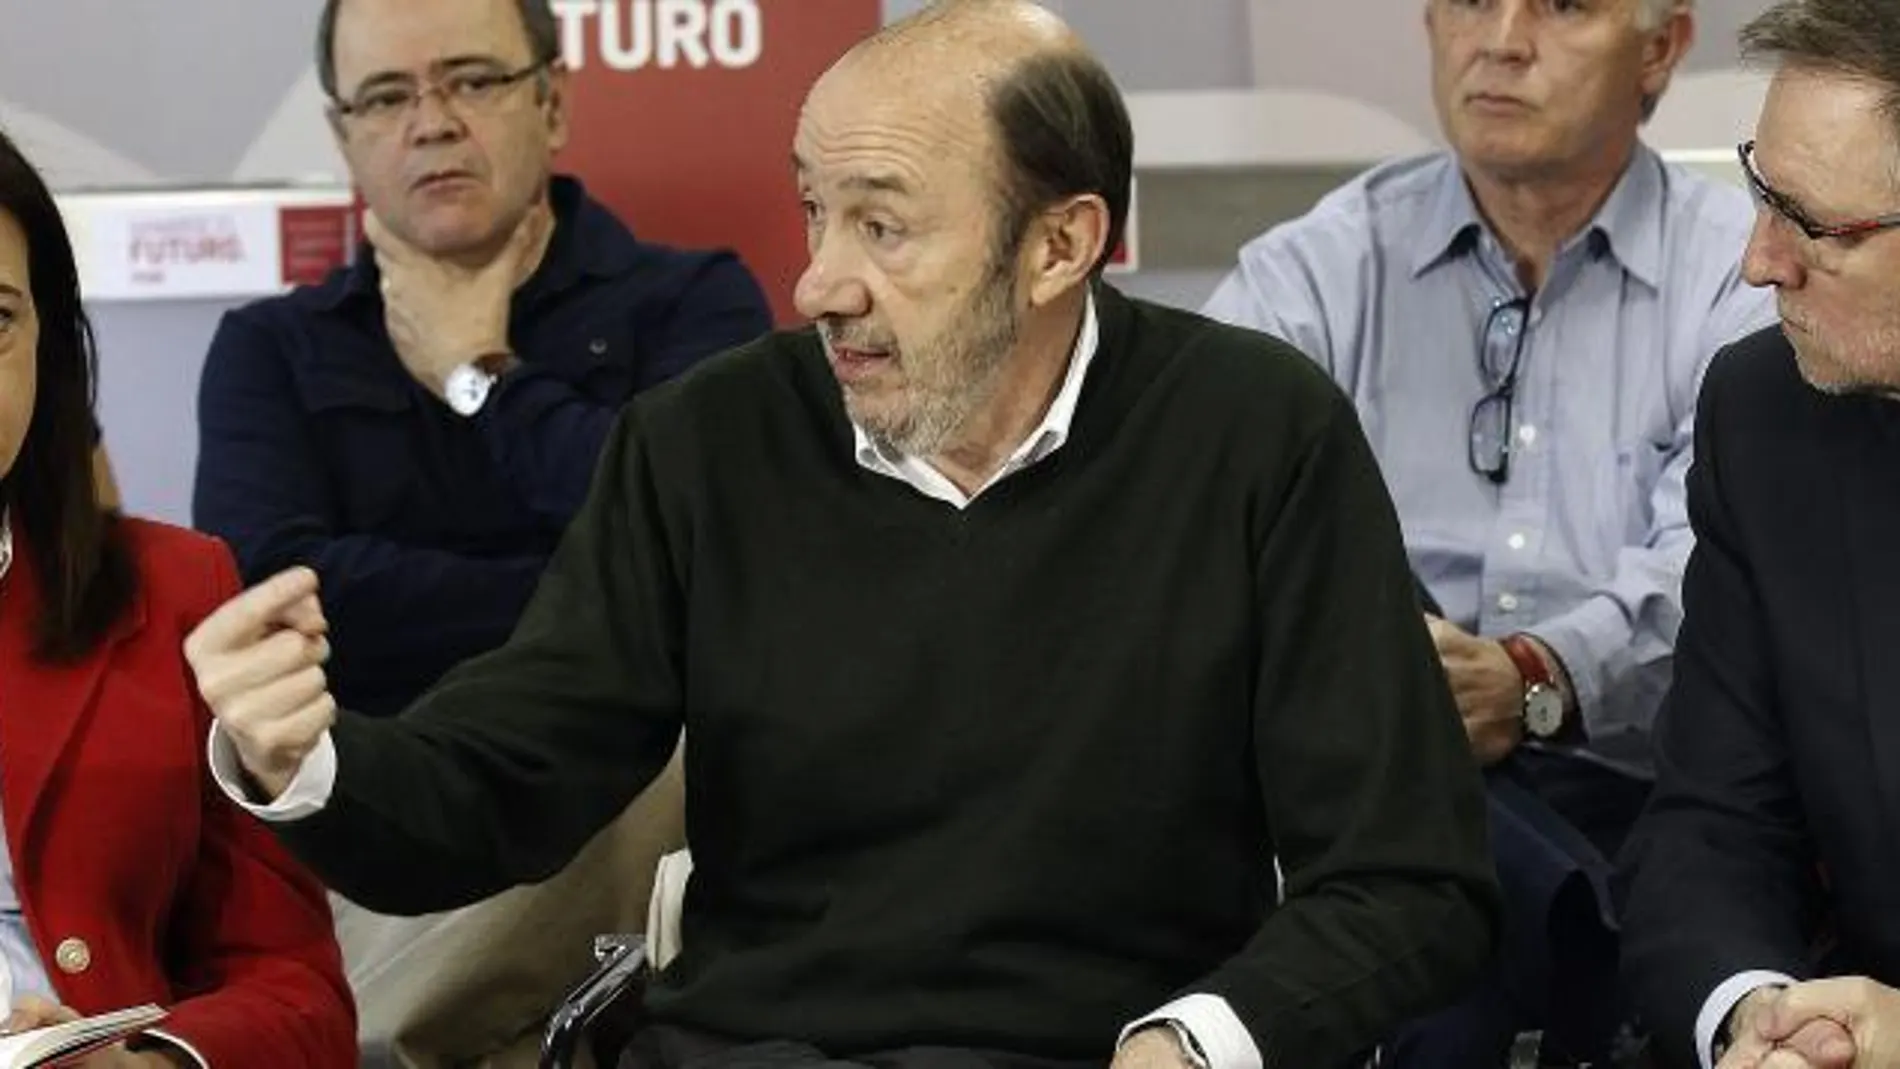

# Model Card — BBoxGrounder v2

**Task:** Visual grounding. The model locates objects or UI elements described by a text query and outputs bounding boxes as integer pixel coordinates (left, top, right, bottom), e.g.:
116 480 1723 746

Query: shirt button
1518 425 1538 446
1498 592 1520 613
589 338 609 357
1507 533 1527 551
54 937 91 974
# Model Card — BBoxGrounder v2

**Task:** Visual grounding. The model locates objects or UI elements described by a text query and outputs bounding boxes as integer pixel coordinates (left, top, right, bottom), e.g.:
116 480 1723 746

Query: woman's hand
3 997 191 1068
2 993 79 1032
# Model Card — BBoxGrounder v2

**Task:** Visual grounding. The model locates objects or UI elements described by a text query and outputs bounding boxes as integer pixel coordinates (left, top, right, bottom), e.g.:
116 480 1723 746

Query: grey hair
1637 0 1693 120
1741 0 1900 163
1637 0 1693 32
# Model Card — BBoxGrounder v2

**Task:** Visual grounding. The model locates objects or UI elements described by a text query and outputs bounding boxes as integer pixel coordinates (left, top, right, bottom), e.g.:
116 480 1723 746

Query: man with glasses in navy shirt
1205 0 1773 1065
195 0 769 721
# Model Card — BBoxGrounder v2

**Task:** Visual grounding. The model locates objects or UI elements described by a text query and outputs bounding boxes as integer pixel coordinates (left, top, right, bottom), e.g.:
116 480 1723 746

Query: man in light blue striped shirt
1207 1 1771 814
1206 0 1775 1064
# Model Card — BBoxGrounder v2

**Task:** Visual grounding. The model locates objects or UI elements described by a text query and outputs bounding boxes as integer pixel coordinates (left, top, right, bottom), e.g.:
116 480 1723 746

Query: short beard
1786 315 1900 399
853 251 1022 459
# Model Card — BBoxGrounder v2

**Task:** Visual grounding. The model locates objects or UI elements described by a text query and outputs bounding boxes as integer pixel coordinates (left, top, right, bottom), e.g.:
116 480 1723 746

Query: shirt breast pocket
529 326 641 406
294 370 425 533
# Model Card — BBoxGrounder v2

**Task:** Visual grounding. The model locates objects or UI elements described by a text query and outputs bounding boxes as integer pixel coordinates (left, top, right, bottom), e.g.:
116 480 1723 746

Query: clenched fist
184 567 334 801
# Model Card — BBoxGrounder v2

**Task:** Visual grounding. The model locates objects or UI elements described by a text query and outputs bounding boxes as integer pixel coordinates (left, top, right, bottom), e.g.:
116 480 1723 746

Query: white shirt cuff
140 1027 209 1068
1121 993 1263 1069
1696 969 1798 1069
206 724 337 821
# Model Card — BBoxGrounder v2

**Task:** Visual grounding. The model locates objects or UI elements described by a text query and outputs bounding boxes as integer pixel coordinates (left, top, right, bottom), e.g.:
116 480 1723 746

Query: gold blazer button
53 937 91 974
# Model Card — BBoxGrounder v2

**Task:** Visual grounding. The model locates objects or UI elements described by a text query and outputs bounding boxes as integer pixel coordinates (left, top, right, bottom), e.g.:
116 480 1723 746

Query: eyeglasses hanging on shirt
1468 294 1533 485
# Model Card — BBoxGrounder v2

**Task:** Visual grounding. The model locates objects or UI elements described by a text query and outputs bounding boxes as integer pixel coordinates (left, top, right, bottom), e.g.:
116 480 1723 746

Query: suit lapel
1838 401 1900 857
0 532 143 850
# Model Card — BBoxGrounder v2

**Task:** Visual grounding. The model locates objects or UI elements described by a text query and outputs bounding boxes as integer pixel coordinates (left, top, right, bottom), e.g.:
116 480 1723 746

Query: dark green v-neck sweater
285 286 1498 1066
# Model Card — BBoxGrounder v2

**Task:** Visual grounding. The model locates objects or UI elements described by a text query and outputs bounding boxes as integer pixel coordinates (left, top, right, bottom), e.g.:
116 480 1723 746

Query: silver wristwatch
443 353 517 417
1523 683 1567 739
1501 633 1569 740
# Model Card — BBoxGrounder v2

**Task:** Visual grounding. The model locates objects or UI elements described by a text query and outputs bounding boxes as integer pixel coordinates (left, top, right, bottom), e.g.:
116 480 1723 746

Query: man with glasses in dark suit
1204 1 1774 1065
1620 2 1900 1066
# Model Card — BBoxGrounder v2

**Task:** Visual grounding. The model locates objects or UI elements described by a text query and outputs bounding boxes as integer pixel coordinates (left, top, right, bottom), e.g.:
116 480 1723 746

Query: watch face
1524 684 1567 738
444 363 493 416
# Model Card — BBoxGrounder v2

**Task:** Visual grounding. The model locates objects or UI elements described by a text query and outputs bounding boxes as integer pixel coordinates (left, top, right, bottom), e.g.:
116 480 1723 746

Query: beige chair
344 748 686 1069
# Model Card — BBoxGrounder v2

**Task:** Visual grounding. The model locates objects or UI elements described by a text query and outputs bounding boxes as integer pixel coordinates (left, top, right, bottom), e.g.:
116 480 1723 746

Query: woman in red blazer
0 130 355 1066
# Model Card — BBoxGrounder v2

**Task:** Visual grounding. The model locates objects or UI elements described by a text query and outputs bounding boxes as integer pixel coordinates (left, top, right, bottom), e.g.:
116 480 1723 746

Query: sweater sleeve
1193 386 1502 1066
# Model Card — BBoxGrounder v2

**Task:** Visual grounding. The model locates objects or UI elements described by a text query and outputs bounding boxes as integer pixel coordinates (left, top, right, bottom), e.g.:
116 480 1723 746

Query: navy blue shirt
193 176 771 716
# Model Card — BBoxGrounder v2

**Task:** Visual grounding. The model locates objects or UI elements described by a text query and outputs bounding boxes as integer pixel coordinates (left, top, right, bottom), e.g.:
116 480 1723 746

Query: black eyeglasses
1738 140 1900 242
1468 296 1530 485
332 61 547 133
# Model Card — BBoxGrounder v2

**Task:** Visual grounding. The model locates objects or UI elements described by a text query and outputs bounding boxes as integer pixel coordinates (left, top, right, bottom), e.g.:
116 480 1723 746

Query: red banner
557 0 882 326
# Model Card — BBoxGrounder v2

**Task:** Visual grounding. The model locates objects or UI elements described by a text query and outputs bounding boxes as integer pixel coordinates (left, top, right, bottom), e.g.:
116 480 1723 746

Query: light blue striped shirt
1203 145 1776 773
0 838 57 1010
0 516 56 1008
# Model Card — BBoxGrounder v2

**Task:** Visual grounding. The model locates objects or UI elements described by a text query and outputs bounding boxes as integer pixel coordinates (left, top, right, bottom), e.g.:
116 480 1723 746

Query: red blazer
0 518 354 1067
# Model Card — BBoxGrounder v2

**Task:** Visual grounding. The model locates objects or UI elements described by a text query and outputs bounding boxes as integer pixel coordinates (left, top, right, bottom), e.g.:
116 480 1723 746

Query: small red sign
278 205 357 289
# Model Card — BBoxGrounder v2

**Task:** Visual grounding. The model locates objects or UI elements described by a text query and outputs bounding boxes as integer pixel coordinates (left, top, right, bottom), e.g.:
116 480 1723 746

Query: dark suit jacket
0 519 355 1067
1619 325 1900 1066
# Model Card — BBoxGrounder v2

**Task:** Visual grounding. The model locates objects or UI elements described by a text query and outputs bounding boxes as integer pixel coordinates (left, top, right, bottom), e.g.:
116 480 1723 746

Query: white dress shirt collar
852 290 1100 509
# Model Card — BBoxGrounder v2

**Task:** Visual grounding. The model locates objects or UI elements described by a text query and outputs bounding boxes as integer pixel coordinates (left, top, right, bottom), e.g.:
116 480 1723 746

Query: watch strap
472 350 520 378
1499 633 1553 690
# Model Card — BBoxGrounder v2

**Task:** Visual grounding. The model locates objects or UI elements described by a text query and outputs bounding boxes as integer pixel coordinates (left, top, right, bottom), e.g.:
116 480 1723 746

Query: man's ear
543 61 573 154
1638 6 1696 111
1024 194 1110 307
